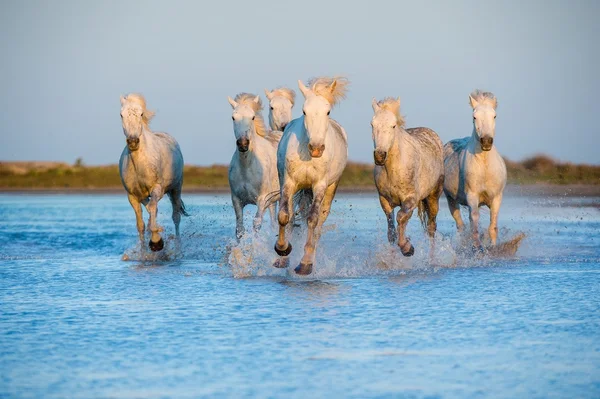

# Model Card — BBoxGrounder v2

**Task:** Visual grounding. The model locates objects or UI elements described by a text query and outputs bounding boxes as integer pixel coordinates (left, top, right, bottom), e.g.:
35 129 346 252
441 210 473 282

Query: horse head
469 90 498 151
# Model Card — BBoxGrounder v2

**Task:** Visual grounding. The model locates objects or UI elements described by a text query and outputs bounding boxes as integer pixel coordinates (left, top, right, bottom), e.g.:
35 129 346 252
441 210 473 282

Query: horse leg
488 194 502 246
379 195 396 243
168 189 183 237
424 191 441 259
253 197 269 232
127 194 145 248
146 185 165 251
296 183 328 275
446 195 465 232
396 198 416 256
467 194 482 251
268 203 277 230
274 181 295 258
232 195 245 240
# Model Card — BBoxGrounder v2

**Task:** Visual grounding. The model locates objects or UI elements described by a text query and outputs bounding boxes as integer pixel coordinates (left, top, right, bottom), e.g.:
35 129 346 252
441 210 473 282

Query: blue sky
1 0 598 165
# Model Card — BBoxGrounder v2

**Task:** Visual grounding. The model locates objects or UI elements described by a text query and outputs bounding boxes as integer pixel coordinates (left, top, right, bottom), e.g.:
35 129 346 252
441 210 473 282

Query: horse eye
473 117 476 121
494 115 496 119
231 116 235 121
303 111 306 116
392 125 396 129
252 116 255 120
327 111 330 116
270 106 274 110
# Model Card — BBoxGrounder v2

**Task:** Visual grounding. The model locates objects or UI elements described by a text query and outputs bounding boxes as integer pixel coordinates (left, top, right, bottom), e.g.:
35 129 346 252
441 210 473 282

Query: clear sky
1 0 598 165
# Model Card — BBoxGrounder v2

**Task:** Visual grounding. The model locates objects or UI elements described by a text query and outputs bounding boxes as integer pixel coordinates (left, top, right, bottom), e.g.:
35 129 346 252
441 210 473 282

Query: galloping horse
371 97 444 256
273 77 349 275
443 90 507 250
227 93 282 239
119 94 188 251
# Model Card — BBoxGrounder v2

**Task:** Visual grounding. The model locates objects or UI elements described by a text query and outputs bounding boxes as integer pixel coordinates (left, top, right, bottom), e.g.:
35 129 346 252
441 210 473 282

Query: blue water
1 192 599 398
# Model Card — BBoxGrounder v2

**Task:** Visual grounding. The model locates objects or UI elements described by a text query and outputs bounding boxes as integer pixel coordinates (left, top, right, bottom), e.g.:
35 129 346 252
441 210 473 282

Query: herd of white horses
119 76 507 275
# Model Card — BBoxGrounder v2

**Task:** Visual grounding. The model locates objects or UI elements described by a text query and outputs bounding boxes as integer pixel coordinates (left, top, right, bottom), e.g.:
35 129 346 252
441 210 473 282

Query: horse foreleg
274 182 295 259
253 196 270 232
146 185 164 251
296 183 327 275
488 194 502 246
467 194 482 251
424 192 441 259
232 195 245 240
446 195 465 232
396 198 416 256
379 195 396 243
128 194 145 247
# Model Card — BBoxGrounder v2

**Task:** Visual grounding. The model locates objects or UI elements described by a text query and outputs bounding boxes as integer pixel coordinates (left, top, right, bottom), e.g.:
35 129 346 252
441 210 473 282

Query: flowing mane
269 87 296 106
377 97 406 127
470 90 498 109
122 93 155 127
234 92 269 138
307 76 349 106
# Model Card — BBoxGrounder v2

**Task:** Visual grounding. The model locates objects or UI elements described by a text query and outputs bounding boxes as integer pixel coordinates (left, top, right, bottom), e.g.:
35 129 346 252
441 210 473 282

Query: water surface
1 193 599 398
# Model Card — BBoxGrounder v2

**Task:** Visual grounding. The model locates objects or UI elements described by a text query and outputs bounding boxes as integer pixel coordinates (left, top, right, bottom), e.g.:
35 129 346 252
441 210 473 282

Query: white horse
119 94 188 251
227 93 282 239
273 77 349 275
443 90 507 250
264 87 296 131
371 97 444 256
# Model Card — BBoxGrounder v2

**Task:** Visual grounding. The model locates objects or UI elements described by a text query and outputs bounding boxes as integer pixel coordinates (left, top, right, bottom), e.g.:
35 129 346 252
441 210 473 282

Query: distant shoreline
1 184 599 197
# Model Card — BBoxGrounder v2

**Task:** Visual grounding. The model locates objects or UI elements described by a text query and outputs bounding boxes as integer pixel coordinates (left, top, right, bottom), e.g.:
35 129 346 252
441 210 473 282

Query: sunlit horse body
119 94 188 251
371 97 444 256
443 90 507 250
273 77 349 275
264 87 295 131
228 93 282 239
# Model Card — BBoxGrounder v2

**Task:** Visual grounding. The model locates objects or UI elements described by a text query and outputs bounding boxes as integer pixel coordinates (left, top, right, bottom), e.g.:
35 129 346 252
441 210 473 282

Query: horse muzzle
236 138 250 152
480 137 494 151
308 143 325 158
126 137 140 151
374 150 387 165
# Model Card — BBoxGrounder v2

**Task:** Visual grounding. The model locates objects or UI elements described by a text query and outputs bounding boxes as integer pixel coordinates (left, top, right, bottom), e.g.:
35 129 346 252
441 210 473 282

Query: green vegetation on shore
1 155 598 191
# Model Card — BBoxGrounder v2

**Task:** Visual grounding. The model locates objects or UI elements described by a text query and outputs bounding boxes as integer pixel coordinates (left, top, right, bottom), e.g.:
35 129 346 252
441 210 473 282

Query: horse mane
307 76 349 106
123 93 155 127
269 87 295 106
470 90 498 110
234 92 268 138
377 97 406 127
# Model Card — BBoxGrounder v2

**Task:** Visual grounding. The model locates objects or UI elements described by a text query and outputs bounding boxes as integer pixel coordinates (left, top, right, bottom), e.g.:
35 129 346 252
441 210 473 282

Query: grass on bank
0 155 598 190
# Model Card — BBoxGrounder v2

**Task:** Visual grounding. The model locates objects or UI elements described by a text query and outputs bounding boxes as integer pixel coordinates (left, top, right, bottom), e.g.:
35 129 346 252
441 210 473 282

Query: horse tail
179 198 190 217
292 189 313 225
264 189 280 208
417 200 429 232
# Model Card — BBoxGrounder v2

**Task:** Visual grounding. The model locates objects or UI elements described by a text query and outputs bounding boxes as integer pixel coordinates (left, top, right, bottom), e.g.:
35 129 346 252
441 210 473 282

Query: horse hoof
294 263 313 275
273 257 289 269
401 244 415 257
149 238 164 252
274 243 292 257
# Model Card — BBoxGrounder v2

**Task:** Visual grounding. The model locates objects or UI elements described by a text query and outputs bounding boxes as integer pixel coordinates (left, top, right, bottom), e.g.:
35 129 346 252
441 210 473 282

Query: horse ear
298 80 310 98
372 98 380 112
120 95 126 105
264 88 273 100
329 79 337 93
253 95 260 104
396 97 401 106
469 94 478 109
227 96 238 109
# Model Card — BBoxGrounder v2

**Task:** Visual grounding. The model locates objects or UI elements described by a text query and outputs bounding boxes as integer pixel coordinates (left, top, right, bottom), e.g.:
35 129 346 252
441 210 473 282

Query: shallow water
1 192 599 398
